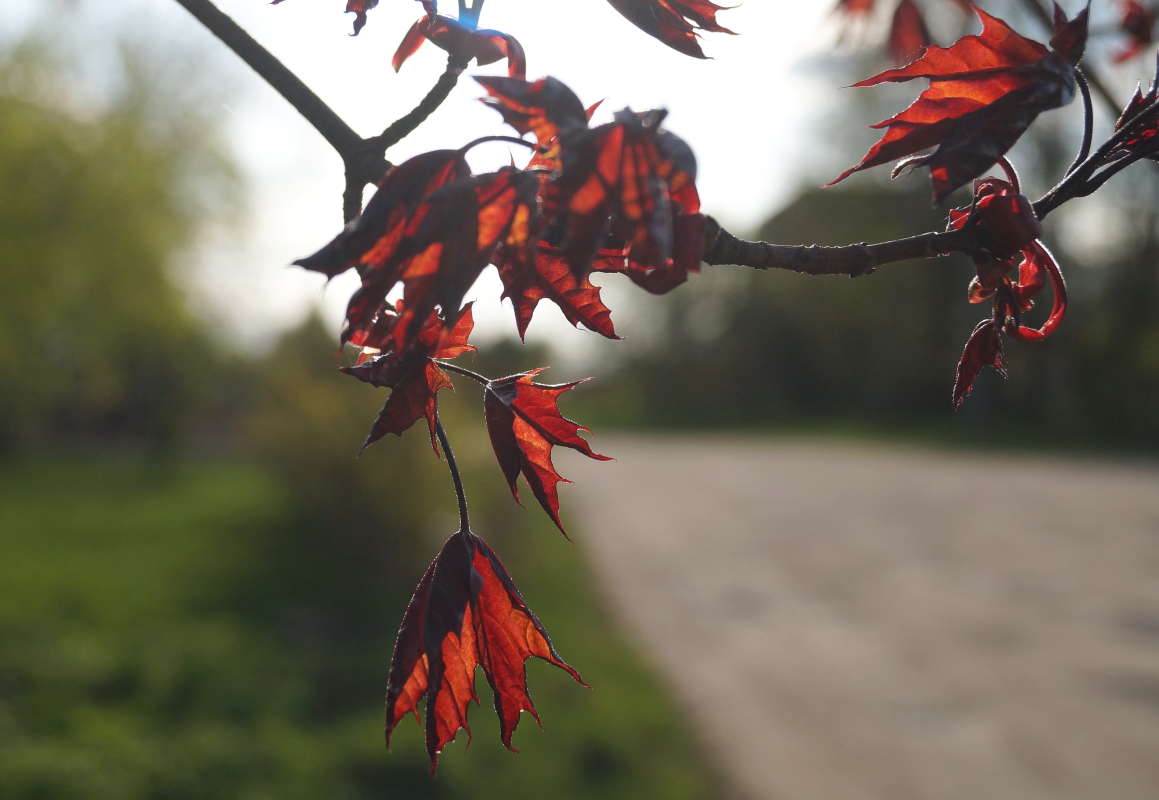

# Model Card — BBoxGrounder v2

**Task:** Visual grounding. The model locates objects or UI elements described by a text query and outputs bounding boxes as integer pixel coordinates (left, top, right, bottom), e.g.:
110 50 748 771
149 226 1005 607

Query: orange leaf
829 4 1089 201
484 370 610 533
495 243 619 340
385 529 584 771
341 302 475 452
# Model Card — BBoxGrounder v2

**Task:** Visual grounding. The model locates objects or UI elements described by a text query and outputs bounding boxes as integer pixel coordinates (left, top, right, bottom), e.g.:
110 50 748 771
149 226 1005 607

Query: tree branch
701 216 975 277
370 58 468 153
174 0 363 159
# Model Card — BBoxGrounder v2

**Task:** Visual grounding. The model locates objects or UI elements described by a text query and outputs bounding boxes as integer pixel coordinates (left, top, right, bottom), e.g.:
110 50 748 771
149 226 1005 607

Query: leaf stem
370 57 469 154
434 360 490 385
1066 68 1094 176
434 411 471 532
1033 94 1159 219
460 135 539 154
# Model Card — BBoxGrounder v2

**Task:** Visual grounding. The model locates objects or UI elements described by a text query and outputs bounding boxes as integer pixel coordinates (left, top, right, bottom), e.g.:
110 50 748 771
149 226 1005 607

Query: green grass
0 456 717 799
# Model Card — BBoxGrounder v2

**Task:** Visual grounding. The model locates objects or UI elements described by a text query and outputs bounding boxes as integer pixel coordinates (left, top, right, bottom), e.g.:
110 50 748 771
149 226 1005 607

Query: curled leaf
953 319 1005 410
393 14 526 78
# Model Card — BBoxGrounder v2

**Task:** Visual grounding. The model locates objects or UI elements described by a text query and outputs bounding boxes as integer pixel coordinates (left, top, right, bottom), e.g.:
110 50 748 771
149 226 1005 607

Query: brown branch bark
701 216 975 277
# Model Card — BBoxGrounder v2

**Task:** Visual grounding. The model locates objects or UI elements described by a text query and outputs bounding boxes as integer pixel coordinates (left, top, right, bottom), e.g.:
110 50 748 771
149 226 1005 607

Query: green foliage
0 41 234 452
0 452 715 799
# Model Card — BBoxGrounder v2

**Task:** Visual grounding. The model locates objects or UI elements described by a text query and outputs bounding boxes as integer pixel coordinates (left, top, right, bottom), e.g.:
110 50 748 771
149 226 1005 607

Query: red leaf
295 150 470 282
556 109 699 276
476 76 590 151
829 5 1088 201
593 202 705 294
495 243 619 340
386 529 584 771
341 303 476 452
393 14 526 78
953 319 1005 410
1111 55 1159 161
888 0 930 66
391 167 540 354
484 370 610 533
604 0 735 58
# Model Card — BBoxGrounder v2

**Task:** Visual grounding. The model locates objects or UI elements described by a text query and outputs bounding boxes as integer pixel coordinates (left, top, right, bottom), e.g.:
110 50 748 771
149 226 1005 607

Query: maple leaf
888 0 930 65
341 302 475 451
829 4 1090 201
604 0 735 58
389 167 541 354
393 13 526 79
476 76 590 153
495 243 619 340
484 369 610 533
295 149 470 284
386 528 585 771
553 107 701 277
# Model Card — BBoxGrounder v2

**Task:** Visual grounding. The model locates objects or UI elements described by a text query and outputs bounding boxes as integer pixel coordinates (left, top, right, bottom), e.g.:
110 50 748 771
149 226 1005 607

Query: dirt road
567 435 1159 800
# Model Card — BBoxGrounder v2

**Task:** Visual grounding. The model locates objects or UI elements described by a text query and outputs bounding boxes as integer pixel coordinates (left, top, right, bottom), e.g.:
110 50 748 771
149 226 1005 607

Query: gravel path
567 435 1159 800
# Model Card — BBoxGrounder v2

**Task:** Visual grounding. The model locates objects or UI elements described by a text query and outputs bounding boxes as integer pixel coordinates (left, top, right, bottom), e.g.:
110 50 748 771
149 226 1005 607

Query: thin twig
1066 69 1095 175
434 361 490 385
370 58 468 153
434 412 471 532
701 216 976 276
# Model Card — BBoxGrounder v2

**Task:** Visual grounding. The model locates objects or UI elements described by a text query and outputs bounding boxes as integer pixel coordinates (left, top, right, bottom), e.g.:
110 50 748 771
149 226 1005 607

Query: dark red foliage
496 243 619 340
476 76 590 152
295 149 470 283
829 4 1089 201
554 109 700 277
952 319 1005 409
604 0 735 58
387 167 540 352
484 369 610 533
385 528 584 772
1114 1 1157 63
948 173 1068 408
393 13 526 78
888 0 930 65
1111 56 1159 161
340 302 475 451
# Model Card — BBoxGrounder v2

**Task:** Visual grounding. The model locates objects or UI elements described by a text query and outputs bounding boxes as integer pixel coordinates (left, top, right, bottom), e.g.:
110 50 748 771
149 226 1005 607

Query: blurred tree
0 37 235 453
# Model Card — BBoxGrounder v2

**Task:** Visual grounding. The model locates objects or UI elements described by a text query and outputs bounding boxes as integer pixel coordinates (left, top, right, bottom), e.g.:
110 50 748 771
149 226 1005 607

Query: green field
0 457 715 799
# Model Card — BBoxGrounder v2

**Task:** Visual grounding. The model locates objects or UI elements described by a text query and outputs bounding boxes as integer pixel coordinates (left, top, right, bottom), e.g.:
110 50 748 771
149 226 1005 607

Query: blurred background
1 0 1157 798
